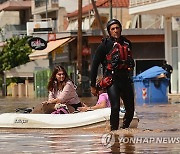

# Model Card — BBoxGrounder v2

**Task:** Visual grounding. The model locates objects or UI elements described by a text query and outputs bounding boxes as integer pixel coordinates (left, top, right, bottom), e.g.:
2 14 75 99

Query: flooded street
0 96 179 153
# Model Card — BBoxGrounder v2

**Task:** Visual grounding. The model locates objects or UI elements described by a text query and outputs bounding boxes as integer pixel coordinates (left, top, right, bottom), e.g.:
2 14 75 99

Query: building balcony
0 0 31 11
129 0 180 16
32 0 59 15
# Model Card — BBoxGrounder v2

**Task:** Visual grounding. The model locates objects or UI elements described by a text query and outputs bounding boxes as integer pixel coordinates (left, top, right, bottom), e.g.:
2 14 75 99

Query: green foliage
0 28 4 40
0 36 32 72
0 35 32 87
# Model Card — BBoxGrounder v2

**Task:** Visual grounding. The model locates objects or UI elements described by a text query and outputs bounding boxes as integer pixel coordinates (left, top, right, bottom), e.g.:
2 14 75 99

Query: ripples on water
0 97 179 153
0 131 111 153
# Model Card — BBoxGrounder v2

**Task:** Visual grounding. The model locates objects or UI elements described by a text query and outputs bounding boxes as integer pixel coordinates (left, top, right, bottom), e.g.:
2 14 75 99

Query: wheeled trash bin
133 66 169 105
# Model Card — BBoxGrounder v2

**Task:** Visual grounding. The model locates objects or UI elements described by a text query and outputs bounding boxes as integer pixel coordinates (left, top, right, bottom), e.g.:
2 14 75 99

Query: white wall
58 0 90 13
0 11 20 27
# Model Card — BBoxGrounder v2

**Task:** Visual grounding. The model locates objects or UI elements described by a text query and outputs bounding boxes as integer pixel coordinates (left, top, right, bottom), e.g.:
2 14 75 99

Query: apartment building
0 0 31 41
30 0 90 33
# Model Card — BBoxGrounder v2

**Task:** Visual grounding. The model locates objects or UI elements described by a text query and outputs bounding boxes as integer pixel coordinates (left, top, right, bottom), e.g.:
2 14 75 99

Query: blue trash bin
133 66 169 105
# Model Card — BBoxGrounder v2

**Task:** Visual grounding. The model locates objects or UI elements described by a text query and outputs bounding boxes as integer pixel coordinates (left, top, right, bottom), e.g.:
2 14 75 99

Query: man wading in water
90 19 135 131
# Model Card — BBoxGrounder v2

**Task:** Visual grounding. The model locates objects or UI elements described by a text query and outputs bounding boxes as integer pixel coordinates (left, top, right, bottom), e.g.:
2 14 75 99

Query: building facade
0 0 31 41
129 0 180 93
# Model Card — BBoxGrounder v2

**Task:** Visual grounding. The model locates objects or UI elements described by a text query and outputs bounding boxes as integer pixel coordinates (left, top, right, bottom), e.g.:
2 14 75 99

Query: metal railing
35 0 58 8
52 0 58 4
35 0 49 7
130 0 165 7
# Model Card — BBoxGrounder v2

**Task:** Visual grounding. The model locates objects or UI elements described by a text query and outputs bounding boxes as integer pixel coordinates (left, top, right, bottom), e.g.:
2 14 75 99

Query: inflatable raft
0 108 139 129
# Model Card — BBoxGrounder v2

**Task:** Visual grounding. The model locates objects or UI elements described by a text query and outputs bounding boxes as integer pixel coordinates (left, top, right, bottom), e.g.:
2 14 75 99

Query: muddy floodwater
0 96 179 153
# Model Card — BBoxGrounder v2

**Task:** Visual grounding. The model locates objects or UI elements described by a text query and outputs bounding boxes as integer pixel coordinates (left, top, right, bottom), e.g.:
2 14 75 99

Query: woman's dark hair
48 65 70 91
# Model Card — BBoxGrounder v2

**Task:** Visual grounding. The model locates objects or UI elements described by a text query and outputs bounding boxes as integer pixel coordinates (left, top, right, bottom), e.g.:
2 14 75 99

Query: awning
67 20 78 30
29 37 74 60
83 17 95 30
4 59 49 78
67 16 95 30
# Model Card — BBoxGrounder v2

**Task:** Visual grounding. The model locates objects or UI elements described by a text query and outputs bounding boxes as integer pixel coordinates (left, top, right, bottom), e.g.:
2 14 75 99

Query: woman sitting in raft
32 65 82 114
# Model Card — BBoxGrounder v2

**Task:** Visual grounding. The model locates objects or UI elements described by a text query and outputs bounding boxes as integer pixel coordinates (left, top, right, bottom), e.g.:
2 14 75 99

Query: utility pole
77 0 82 95
91 0 106 38
46 0 48 19
109 0 112 19
77 0 82 73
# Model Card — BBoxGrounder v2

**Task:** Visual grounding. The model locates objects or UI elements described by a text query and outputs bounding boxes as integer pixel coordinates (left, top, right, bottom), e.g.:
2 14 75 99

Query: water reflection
48 134 109 153
102 133 135 153
0 131 111 153
110 134 121 153
0 97 180 153
119 134 135 153
0 97 46 113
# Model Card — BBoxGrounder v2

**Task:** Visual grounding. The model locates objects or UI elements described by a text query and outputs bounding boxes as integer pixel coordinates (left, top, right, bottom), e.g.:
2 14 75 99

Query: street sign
28 37 47 50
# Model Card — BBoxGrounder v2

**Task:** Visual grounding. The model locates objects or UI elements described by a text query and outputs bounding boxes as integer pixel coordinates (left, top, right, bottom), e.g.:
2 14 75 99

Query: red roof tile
67 0 129 18
101 0 129 7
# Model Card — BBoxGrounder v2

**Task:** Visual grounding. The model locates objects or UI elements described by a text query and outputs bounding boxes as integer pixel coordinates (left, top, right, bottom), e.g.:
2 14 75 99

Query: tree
0 35 32 88
0 28 5 41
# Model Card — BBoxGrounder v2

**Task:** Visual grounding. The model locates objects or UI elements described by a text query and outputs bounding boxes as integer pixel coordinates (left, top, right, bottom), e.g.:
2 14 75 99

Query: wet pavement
0 96 179 153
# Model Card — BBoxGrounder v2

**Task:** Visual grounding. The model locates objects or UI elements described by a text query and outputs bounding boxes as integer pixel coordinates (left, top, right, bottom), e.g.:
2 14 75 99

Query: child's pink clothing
96 93 111 107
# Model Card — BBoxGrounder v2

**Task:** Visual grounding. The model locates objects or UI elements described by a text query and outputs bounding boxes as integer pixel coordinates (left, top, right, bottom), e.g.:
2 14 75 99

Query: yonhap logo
101 134 180 147
101 133 115 148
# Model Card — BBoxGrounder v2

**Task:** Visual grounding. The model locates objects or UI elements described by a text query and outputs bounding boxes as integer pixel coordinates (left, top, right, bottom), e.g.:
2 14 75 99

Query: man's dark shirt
90 36 132 87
